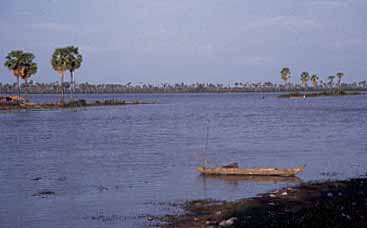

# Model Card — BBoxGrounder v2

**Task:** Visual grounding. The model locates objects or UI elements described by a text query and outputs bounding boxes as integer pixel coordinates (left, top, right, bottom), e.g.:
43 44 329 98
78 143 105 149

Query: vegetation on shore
156 178 367 228
3 47 82 103
51 46 82 103
0 81 366 94
277 68 364 98
1 51 367 95
0 97 157 111
4 50 38 99
278 90 361 98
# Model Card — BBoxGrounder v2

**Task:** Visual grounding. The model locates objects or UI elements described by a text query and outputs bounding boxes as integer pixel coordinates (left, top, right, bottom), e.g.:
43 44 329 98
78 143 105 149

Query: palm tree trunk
70 70 74 101
17 76 20 105
24 79 28 101
60 72 65 104
284 80 287 91
303 82 307 97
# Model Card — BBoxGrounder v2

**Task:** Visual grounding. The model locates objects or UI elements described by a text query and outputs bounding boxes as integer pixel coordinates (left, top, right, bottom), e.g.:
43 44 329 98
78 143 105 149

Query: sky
0 0 366 84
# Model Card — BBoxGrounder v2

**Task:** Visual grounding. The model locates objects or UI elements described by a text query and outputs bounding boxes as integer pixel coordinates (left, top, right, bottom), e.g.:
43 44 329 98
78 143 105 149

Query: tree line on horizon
1 80 366 95
2 49 366 98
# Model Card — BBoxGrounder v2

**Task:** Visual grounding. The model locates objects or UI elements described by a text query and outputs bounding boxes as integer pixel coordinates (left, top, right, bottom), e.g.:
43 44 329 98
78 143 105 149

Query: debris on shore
156 178 367 228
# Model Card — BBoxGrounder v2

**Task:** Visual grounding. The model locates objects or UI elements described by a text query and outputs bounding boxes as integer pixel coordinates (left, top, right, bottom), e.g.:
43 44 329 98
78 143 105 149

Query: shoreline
1 90 366 95
0 99 158 111
155 177 367 228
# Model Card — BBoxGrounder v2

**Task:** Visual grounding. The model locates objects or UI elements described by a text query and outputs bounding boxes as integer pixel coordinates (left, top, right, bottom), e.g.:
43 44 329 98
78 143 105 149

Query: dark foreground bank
155 178 367 228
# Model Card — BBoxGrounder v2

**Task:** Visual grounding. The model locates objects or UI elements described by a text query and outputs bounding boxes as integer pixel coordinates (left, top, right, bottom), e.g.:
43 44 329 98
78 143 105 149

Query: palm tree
51 48 68 104
21 62 38 84
20 53 38 97
300 72 310 88
65 46 83 100
310 74 319 89
336 72 344 89
4 50 37 100
280 67 291 88
328 75 335 88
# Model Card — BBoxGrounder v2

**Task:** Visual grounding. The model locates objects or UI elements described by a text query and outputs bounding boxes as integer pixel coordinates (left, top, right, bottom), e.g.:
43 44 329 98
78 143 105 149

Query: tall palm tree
4 50 24 98
280 67 291 88
21 62 38 84
4 50 37 100
20 53 38 97
328 75 335 88
336 72 344 89
51 48 68 104
300 72 310 88
310 74 319 89
65 46 83 100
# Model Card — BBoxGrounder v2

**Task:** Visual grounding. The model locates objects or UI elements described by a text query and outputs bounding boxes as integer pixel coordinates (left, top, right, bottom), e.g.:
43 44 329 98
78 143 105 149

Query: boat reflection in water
199 174 303 185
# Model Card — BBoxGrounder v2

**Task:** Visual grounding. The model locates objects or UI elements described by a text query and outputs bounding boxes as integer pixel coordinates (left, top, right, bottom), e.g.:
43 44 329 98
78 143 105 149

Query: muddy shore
0 99 158 111
156 178 367 228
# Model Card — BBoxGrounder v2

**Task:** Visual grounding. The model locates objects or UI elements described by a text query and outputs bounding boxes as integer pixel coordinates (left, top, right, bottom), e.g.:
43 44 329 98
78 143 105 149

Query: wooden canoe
197 165 305 177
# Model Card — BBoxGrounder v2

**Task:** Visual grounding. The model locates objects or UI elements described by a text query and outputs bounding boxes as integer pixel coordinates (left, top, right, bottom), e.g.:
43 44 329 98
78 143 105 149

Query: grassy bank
278 90 361 98
156 178 367 228
0 99 158 111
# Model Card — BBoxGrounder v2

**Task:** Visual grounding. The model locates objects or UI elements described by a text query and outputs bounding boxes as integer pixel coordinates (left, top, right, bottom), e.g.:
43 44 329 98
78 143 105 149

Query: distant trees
310 74 319 88
300 72 310 88
280 67 291 87
4 50 38 98
328 75 335 88
278 68 349 91
358 81 367 88
336 72 344 88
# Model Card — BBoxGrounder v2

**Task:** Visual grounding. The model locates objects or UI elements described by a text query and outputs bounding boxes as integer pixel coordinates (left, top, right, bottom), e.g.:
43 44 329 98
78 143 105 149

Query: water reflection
199 174 303 185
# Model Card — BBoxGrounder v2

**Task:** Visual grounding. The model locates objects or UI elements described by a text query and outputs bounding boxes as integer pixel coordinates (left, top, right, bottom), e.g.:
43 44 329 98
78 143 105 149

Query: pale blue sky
0 0 366 84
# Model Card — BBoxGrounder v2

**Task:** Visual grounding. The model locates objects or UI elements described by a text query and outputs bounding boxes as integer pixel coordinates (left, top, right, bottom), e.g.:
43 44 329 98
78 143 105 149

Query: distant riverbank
1 82 366 94
156 178 367 228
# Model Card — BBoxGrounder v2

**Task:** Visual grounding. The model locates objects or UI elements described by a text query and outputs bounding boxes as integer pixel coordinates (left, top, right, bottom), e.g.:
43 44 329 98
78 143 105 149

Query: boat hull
197 165 305 177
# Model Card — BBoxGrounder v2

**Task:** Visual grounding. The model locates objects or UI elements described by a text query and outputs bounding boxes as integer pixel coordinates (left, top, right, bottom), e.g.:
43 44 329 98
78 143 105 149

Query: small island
278 70 364 98
1 48 158 111
0 96 158 111
278 90 361 98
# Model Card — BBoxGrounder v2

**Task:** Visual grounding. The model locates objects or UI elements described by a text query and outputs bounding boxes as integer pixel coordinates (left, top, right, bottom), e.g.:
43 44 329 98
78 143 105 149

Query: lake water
1 93 367 227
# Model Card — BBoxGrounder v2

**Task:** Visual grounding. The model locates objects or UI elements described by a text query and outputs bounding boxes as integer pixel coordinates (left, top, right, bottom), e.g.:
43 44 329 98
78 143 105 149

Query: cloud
243 56 272 66
240 16 321 31
307 0 363 7
31 22 76 33
331 38 367 49
307 0 347 7
226 55 272 66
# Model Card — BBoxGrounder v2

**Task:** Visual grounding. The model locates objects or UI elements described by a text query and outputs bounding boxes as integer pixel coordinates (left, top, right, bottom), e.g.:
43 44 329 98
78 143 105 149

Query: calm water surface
1 93 367 227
